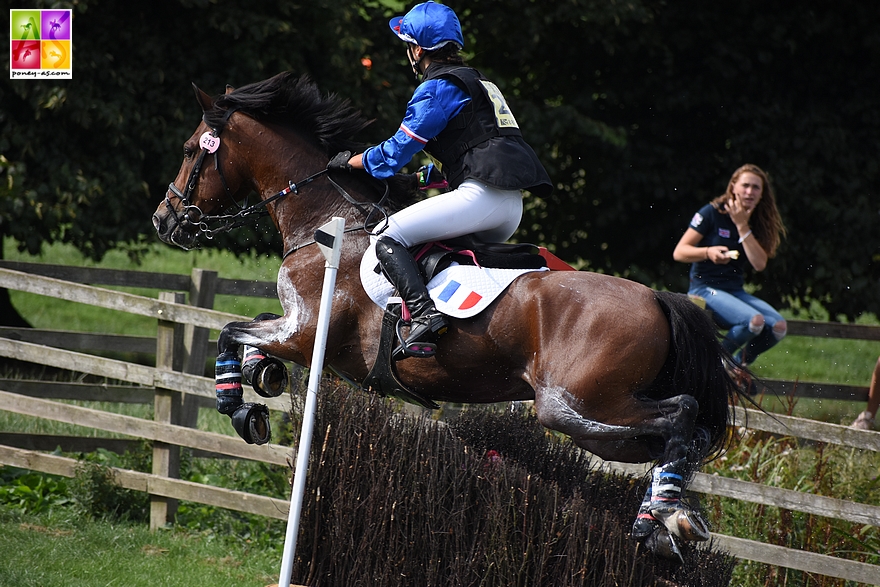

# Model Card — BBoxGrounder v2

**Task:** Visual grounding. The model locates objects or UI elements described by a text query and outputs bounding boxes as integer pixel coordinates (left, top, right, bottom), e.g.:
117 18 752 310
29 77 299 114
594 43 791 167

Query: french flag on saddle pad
426 264 547 319
434 279 483 311
359 246 547 319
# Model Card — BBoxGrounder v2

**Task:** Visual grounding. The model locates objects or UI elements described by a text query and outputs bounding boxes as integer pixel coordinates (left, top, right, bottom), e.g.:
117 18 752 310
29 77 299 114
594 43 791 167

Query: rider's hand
417 163 447 190
328 151 353 172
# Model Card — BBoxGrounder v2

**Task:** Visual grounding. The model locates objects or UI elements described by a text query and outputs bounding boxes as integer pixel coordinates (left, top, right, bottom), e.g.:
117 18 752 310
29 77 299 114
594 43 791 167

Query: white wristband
738 230 752 244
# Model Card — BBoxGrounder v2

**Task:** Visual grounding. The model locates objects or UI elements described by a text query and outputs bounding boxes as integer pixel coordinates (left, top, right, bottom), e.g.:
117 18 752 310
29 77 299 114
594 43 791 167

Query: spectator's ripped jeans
688 285 787 366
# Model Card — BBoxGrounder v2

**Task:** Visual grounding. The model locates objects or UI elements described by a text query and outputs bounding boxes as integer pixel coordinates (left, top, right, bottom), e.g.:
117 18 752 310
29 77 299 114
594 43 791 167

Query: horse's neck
275 179 378 259
240 121 378 264
245 135 344 244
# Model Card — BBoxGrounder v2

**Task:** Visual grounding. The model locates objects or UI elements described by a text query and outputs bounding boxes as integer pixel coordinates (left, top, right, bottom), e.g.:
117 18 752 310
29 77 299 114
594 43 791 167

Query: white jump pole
278 217 345 587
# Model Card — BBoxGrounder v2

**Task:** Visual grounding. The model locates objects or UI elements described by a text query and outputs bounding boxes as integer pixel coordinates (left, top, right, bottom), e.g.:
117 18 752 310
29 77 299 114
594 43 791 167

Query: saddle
362 236 562 408
412 235 547 281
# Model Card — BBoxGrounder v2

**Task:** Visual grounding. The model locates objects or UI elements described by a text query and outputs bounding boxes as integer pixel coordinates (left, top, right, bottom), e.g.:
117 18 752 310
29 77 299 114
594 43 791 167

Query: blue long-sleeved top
363 77 470 178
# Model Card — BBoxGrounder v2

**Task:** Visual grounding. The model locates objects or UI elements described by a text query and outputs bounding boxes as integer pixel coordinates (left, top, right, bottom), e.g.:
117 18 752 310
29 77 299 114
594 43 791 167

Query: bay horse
152 72 746 561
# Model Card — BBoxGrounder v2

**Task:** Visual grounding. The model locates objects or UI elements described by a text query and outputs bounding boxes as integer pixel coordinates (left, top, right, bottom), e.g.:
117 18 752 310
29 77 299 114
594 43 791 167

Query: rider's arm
360 79 470 178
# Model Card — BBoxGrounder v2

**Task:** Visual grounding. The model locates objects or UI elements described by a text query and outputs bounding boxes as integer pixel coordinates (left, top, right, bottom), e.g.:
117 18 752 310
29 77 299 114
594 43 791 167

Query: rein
193 168 329 240
165 106 392 246
280 176 392 259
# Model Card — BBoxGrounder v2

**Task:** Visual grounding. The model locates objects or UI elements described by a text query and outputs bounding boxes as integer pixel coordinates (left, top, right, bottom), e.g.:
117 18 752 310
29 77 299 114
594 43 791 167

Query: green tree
463 0 879 318
0 0 411 324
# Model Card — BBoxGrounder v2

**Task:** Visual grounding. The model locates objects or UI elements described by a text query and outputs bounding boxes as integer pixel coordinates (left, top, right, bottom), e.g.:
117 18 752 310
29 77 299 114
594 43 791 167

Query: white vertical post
278 217 345 587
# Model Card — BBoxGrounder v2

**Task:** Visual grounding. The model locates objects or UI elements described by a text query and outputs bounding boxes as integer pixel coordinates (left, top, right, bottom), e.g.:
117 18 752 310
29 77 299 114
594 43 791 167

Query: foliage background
2 0 878 320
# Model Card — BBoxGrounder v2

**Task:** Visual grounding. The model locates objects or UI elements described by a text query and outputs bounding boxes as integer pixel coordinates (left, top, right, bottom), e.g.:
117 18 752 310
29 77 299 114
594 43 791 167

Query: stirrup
393 312 449 360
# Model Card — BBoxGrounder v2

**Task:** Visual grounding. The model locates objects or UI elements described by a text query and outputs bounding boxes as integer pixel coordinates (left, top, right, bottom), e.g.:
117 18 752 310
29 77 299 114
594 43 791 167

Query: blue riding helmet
388 1 464 51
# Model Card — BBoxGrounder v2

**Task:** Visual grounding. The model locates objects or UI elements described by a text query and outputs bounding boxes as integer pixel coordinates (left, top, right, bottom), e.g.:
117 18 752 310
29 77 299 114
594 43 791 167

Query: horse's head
154 72 422 251
153 84 248 250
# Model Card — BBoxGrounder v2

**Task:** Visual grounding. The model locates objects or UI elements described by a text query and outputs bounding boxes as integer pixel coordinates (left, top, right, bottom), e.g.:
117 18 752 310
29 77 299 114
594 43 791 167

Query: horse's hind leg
630 397 712 561
533 388 709 561
215 313 286 445
532 386 695 462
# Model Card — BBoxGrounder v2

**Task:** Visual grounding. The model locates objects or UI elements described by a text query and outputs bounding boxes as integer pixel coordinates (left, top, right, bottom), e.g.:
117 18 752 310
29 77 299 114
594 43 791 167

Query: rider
328 1 552 359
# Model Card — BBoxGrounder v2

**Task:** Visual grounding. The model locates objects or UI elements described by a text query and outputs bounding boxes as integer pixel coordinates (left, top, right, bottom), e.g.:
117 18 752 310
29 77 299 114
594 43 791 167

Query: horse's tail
652 290 745 459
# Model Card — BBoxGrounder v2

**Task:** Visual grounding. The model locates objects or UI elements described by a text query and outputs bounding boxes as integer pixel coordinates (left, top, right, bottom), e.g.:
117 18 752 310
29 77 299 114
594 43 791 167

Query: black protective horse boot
375 236 449 359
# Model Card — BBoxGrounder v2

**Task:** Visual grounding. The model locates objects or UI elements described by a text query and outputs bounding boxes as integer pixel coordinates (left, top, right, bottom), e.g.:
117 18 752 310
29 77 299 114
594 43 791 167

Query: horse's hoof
631 514 661 540
230 402 271 445
654 508 710 542
244 356 290 398
257 359 289 397
644 527 684 564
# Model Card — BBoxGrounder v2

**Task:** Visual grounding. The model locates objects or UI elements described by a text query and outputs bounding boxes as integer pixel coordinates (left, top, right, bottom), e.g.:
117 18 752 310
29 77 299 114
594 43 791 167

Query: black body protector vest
422 64 552 197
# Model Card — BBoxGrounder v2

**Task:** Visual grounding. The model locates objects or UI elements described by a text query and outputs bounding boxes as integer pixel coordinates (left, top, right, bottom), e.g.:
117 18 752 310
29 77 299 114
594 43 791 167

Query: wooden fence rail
0 260 278 298
0 445 290 521
0 390 289 466
0 336 289 412
2 260 875 402
2 262 880 584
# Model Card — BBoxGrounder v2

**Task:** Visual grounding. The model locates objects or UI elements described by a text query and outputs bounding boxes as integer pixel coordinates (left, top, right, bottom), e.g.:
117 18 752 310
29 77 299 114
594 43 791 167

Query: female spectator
673 164 787 372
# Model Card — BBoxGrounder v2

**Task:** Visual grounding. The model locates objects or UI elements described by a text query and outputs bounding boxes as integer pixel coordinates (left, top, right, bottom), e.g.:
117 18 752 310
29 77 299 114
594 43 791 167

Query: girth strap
362 302 440 410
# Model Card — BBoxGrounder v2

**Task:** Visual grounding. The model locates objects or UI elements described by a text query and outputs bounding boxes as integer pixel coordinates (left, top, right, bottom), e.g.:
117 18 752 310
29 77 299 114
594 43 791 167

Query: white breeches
372 179 523 247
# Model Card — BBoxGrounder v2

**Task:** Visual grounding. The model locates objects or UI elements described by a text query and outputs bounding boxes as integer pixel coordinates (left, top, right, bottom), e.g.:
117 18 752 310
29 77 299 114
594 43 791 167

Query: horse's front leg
215 313 290 445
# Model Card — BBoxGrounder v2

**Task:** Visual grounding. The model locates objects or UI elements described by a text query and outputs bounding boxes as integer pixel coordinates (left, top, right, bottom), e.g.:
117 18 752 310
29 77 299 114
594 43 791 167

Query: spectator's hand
727 196 753 229
706 246 732 264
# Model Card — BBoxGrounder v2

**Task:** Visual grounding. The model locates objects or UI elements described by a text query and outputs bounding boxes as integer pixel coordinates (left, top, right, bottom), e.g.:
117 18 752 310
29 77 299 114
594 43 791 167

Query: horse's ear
192 83 213 112
225 84 235 95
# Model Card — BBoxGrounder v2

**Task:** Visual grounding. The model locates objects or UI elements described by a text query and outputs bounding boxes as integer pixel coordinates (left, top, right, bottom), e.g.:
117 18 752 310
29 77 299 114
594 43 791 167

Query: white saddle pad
359 245 546 319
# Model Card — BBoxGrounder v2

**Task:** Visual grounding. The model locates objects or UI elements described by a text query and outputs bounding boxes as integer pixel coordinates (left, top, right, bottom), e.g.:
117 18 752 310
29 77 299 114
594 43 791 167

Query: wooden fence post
180 269 217 428
151 291 185 529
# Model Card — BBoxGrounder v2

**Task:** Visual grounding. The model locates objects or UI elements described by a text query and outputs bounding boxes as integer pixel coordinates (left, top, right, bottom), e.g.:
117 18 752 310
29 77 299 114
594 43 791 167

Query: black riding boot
375 236 449 359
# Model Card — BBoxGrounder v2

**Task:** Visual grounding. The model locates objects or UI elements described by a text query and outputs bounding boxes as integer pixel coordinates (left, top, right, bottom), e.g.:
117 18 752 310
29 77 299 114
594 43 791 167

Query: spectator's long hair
711 163 787 257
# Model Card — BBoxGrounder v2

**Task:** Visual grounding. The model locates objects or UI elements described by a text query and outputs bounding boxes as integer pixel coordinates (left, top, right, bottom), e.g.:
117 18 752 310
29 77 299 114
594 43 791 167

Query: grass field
0 509 280 587
1 238 292 587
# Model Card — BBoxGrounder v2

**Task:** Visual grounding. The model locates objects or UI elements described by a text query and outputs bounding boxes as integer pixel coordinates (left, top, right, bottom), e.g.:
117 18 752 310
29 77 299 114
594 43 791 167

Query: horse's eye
183 147 194 159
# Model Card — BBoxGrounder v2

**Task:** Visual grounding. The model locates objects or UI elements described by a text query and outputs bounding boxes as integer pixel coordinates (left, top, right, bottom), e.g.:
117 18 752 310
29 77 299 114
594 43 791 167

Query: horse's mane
204 71 419 209
205 71 369 154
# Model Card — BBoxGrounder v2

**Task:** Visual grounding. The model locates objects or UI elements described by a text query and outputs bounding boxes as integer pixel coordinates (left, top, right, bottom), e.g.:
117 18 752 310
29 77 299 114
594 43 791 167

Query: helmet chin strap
407 45 427 80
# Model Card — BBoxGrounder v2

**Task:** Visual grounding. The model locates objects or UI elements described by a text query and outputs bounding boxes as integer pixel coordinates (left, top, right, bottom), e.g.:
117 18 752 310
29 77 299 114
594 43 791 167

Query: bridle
163 107 240 241
163 106 392 248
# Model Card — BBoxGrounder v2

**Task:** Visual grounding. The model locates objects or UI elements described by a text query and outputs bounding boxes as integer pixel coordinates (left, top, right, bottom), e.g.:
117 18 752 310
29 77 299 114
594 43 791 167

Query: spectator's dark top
688 203 747 290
